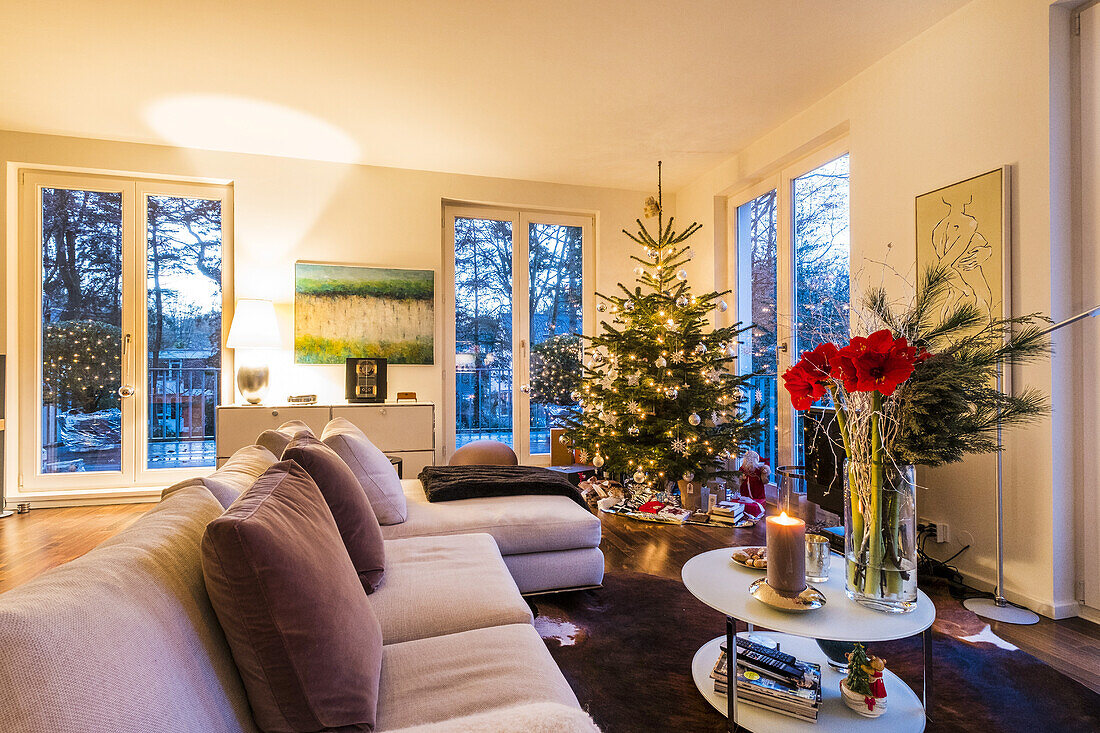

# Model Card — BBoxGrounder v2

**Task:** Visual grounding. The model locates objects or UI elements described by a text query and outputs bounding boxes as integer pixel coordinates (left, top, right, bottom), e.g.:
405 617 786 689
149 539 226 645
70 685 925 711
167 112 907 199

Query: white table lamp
226 299 280 404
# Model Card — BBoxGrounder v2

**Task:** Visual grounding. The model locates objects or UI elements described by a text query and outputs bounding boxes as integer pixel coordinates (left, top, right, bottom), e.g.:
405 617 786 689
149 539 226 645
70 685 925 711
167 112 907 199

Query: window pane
737 190 778 470
40 188 123 474
528 223 583 455
793 153 850 465
793 154 850 352
146 195 222 469
454 218 513 448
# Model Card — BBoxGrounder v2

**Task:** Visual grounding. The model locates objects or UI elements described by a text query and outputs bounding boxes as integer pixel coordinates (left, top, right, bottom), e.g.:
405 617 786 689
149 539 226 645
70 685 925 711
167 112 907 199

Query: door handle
778 342 789 353
118 333 135 398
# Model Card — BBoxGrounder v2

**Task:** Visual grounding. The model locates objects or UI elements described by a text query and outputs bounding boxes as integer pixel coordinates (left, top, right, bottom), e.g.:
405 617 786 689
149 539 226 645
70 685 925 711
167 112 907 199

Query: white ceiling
0 0 970 190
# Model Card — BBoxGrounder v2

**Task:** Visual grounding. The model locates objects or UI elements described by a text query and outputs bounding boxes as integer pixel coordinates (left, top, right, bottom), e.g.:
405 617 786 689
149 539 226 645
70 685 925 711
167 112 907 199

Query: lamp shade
226 299 281 349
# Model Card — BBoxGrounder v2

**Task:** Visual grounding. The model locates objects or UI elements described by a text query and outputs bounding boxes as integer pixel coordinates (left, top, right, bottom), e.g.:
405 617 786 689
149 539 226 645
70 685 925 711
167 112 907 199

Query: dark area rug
532 571 1100 733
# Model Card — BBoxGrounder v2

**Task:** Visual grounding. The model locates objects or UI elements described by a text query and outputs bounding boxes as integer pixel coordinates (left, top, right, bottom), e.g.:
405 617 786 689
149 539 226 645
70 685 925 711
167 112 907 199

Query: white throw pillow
321 417 408 525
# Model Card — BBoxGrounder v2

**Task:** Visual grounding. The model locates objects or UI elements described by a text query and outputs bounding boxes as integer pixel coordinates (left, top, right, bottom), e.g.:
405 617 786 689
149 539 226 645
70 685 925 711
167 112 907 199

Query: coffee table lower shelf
691 633 925 733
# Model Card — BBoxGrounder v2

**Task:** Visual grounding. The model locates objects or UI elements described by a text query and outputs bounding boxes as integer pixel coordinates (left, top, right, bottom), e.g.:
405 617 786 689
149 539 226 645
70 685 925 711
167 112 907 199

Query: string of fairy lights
42 321 121 406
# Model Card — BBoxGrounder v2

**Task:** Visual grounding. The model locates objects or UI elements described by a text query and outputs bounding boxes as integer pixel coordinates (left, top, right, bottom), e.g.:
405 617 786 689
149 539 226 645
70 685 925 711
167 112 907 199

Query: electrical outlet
936 522 950 544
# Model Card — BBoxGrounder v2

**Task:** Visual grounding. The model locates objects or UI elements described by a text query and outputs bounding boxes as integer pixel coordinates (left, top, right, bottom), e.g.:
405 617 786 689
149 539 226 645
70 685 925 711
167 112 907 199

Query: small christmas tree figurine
562 162 760 491
842 643 888 716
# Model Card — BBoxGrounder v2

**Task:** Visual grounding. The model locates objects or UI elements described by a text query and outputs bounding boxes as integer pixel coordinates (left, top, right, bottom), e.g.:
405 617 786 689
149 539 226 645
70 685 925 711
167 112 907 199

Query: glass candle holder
805 533 831 583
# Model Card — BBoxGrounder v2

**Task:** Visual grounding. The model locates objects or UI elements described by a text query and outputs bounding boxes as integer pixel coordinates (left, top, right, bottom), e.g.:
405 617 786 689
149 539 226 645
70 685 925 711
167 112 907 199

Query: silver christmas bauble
682 471 695 482
633 266 645 276
664 386 679 400
688 412 702 426
693 343 707 356
593 454 605 468
717 299 728 312
628 424 640 436
570 390 581 401
675 295 689 308
647 247 659 260
632 470 647 484
624 300 635 312
676 269 688 281
596 302 606 312
559 434 570 445
655 356 668 368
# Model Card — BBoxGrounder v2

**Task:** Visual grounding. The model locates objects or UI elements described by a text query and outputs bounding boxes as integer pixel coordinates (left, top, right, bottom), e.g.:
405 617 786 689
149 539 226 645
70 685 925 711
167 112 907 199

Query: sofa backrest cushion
256 419 315 458
283 434 386 592
202 460 383 733
321 417 407 525
0 486 258 733
161 444 278 509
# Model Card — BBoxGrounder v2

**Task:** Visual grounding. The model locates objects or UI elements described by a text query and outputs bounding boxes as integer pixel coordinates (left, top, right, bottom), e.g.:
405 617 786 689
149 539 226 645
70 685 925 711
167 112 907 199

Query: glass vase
843 460 918 613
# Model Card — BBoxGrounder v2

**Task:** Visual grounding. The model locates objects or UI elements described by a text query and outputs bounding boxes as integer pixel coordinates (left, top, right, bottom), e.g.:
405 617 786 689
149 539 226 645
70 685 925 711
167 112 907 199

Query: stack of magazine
711 639 822 722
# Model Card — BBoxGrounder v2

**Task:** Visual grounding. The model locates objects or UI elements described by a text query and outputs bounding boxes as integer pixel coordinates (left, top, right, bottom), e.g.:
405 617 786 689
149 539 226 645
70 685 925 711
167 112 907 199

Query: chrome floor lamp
964 303 1100 624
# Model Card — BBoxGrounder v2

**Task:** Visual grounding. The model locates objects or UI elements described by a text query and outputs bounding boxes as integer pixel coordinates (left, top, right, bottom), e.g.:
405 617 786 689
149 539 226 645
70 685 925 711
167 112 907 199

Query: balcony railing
147 367 220 442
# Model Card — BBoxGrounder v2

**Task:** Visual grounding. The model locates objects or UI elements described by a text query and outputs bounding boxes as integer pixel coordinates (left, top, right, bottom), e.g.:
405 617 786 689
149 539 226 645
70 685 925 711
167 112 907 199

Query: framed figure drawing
915 167 1010 325
294 262 435 365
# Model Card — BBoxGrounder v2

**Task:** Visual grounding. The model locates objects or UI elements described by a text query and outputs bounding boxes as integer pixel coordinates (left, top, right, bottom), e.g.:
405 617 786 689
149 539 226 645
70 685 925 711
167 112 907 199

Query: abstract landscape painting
294 262 434 365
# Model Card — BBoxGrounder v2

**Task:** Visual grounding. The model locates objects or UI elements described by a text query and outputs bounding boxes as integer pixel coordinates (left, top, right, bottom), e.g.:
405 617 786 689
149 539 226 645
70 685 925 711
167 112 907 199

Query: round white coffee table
682 547 936 732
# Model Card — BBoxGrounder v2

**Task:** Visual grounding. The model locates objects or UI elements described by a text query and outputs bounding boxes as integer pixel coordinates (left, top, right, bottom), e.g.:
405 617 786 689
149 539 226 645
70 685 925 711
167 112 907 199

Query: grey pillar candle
766 511 807 595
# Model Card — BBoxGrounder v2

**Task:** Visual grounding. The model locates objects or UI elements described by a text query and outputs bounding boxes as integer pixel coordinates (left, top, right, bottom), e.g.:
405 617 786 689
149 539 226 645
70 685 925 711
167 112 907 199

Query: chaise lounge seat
380 479 604 594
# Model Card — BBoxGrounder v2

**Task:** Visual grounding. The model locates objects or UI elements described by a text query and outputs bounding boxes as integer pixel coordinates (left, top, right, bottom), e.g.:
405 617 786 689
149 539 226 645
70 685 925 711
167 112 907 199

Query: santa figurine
867 658 888 704
735 450 770 520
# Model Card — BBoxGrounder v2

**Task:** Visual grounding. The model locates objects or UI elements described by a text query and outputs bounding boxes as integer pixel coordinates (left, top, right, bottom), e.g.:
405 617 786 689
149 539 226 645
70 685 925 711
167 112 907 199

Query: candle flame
772 511 801 526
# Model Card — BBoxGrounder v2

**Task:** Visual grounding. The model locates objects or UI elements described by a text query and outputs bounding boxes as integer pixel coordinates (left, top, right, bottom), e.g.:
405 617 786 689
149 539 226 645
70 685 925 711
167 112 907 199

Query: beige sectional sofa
269 417 604 594
0 445 600 733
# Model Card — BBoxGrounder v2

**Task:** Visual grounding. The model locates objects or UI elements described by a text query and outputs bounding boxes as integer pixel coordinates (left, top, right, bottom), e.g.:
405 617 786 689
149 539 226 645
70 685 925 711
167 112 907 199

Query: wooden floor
600 511 1100 694
2 502 1099 694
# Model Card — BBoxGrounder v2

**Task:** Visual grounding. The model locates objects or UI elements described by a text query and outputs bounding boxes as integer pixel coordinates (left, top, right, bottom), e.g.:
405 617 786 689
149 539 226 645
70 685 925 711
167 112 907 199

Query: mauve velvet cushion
256 419 315 458
283 434 386 592
321 418 407 525
201 460 382 733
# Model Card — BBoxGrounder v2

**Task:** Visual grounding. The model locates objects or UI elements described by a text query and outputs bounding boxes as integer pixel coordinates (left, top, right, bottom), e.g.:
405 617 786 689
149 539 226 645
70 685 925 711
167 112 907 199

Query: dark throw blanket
418 465 588 508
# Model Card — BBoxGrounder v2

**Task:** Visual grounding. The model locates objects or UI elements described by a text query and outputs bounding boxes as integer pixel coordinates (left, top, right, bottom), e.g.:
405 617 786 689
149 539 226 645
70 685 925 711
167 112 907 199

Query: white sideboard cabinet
216 402 436 475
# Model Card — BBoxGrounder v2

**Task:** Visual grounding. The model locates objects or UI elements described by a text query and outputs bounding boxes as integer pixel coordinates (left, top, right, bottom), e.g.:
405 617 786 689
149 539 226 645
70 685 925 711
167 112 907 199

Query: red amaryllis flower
800 342 843 380
838 329 918 396
782 360 824 410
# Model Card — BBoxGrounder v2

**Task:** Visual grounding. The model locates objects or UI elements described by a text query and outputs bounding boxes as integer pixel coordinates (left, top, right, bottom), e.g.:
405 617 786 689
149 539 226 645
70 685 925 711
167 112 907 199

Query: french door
444 206 593 464
16 170 232 494
730 143 850 474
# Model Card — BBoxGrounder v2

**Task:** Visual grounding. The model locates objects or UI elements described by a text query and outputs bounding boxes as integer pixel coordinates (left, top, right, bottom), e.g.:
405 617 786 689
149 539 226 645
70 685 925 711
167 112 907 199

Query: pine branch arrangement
561 162 761 487
864 263 1051 466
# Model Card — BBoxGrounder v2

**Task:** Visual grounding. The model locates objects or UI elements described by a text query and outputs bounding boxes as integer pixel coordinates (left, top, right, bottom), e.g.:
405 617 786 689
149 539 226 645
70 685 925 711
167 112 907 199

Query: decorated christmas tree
562 163 761 490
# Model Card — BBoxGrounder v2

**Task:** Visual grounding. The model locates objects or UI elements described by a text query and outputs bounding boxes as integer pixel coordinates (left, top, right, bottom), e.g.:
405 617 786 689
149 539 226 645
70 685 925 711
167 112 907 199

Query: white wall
2 129 659 503
677 0 1078 617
